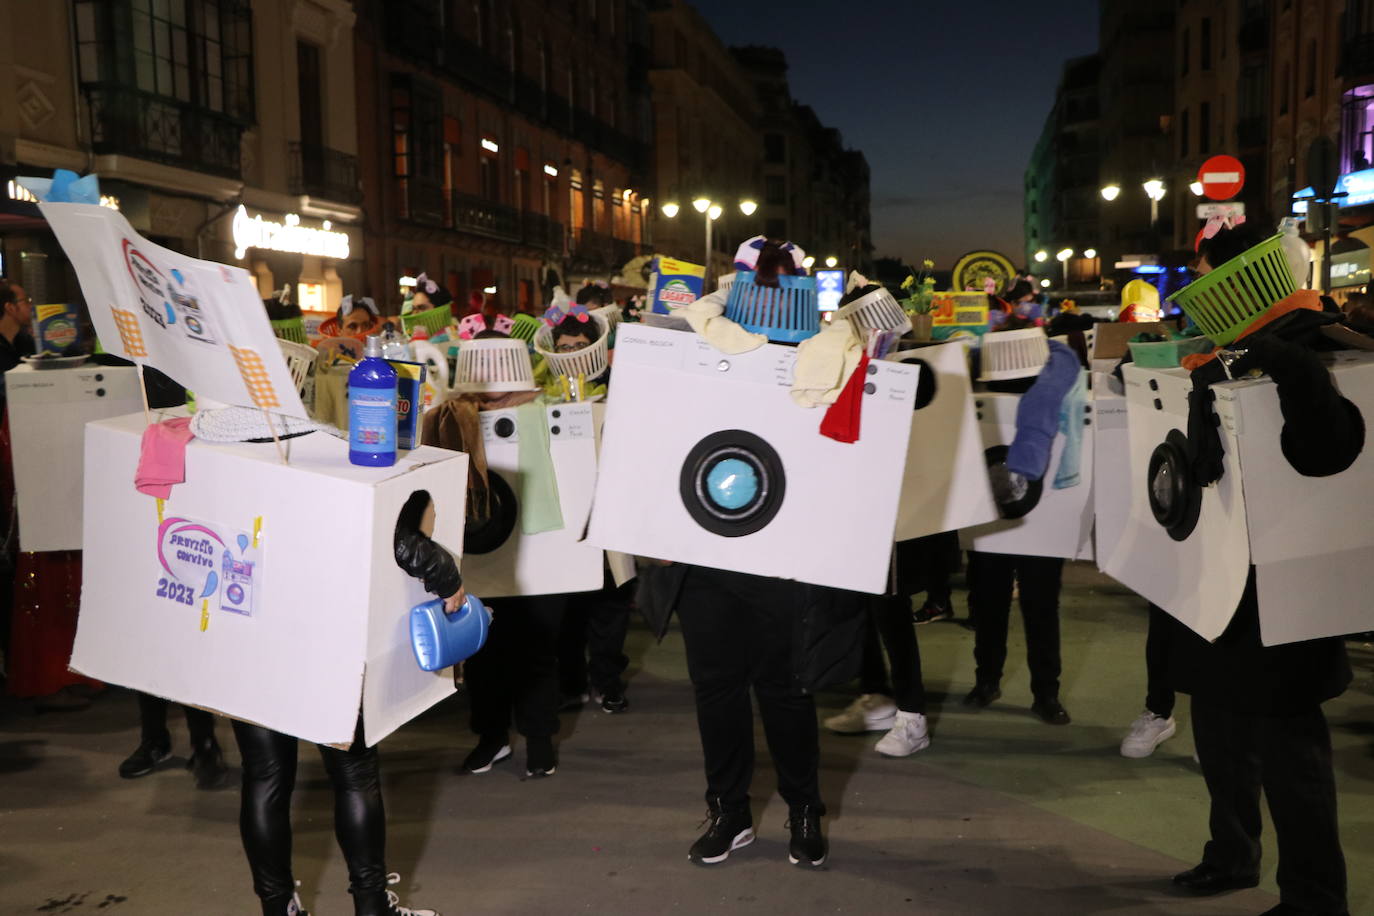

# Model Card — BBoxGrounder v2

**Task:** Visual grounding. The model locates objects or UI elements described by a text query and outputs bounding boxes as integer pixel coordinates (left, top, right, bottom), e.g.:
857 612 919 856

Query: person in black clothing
118 694 229 789
230 491 455 916
0 279 36 379
559 569 633 713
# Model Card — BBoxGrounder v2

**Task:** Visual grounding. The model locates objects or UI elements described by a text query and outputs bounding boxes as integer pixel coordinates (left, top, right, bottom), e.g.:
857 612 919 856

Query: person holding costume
637 238 862 869
1162 221 1352 916
230 491 458 916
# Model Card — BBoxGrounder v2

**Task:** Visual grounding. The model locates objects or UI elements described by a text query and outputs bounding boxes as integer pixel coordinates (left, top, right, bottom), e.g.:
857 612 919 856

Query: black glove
394 491 462 598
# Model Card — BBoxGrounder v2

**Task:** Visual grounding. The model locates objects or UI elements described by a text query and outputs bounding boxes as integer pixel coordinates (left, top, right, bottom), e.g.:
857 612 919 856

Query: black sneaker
525 735 557 778
592 688 629 714
688 803 754 865
118 735 171 779
462 736 512 774
962 683 1001 708
786 805 827 867
912 601 953 625
187 737 231 790
1031 698 1071 725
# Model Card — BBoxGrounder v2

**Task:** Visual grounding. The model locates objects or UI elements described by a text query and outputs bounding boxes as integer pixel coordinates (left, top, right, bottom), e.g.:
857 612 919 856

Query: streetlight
1083 248 1098 260
708 204 723 221
825 256 838 268
661 201 680 218
1034 249 1049 263
1101 184 1121 202
739 199 758 216
663 196 755 286
801 255 815 269
1056 248 1074 289
692 197 711 214
1142 178 1167 226
1040 278 1052 288
1189 180 1205 197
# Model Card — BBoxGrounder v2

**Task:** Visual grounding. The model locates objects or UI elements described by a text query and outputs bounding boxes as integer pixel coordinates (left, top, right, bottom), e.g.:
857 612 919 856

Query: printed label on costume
168 268 219 345
349 386 398 452
154 515 262 620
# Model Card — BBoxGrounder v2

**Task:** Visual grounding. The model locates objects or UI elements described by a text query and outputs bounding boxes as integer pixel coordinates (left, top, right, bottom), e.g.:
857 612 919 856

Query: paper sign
154 514 262 618
38 201 306 418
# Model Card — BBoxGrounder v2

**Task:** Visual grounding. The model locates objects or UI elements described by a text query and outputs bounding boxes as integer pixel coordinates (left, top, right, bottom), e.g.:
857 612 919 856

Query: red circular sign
1198 155 1246 201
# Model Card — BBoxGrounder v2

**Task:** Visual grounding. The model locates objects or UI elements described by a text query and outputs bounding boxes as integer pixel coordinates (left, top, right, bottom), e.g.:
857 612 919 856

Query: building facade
0 0 365 315
355 0 653 315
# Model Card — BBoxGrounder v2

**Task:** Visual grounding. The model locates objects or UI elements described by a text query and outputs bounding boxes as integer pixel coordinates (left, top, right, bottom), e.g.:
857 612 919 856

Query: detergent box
34 303 81 353
647 256 706 314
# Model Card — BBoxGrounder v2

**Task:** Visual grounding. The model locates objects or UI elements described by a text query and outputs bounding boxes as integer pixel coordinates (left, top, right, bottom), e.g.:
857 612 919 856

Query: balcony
288 142 361 204
570 227 617 266
450 191 521 242
521 211 566 253
84 84 245 179
405 175 446 227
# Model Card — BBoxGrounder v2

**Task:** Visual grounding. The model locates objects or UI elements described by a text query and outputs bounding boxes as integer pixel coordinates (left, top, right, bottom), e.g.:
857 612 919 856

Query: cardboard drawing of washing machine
1102 353 1374 644
586 323 918 594
459 401 604 598
887 342 999 541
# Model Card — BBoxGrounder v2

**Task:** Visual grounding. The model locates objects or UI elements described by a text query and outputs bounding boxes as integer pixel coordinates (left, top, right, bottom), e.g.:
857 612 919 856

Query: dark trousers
138 692 216 746
858 594 927 714
465 594 566 740
1144 604 1175 719
677 566 822 812
232 717 389 913
1191 697 1347 914
967 552 1064 701
558 576 632 696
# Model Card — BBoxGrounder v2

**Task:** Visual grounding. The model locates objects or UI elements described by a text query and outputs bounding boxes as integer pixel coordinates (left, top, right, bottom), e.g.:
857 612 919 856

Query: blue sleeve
1006 340 1082 480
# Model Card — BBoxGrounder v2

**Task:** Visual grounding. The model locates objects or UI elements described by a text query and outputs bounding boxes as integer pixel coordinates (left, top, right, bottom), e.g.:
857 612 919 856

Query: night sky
690 0 1100 271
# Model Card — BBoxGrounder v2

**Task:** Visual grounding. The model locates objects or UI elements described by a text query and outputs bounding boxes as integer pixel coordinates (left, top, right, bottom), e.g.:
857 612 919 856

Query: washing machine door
1146 429 1202 542
679 430 787 537
462 470 519 555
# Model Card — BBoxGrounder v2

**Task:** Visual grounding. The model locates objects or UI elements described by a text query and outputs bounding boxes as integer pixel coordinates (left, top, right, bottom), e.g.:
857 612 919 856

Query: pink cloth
134 417 195 498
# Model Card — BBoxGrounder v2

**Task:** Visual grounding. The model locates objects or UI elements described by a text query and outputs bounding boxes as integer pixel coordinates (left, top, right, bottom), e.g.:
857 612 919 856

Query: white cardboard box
586 323 917 594
1103 354 1374 645
888 343 999 541
458 402 604 598
960 388 1096 561
71 412 468 746
6 363 142 552
1091 384 1132 568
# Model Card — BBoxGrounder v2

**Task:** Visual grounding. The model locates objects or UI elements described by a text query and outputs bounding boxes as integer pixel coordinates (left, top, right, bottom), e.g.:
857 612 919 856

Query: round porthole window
679 430 786 537
897 356 938 411
463 470 519 555
1147 429 1202 542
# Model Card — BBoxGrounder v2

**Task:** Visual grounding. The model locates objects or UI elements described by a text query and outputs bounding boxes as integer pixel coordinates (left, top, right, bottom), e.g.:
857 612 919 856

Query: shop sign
1293 167 1374 213
1330 248 1371 288
232 205 349 260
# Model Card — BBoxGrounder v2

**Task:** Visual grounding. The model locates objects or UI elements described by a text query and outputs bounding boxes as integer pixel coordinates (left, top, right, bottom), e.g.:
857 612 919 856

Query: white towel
674 289 768 354
790 319 862 408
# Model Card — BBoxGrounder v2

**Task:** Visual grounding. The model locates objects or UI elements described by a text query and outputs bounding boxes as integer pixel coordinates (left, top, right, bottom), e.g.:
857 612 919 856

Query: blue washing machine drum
679 430 787 537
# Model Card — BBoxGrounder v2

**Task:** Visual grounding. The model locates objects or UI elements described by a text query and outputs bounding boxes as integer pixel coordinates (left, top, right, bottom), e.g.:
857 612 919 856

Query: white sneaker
1120 710 1177 758
875 711 930 757
823 693 897 734
383 873 440 916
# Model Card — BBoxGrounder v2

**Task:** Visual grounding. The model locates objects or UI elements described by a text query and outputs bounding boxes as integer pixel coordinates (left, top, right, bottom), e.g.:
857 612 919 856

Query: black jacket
635 562 866 695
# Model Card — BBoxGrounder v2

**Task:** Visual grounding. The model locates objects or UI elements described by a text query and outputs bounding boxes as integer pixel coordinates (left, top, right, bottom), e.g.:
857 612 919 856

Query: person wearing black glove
230 491 456 916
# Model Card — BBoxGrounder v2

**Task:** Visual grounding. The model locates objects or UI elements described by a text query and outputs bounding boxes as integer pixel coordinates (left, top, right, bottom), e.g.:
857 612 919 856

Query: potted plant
901 259 937 340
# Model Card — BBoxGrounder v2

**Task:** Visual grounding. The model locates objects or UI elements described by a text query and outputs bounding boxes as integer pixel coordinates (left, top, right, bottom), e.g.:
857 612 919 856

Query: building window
1199 101 1212 154
1306 39 1317 98
73 0 254 177
1201 18 1212 71
765 175 786 205
1181 28 1190 76
1281 64 1291 115
1342 85 1374 172
391 74 444 224
764 132 785 164
1180 107 1190 157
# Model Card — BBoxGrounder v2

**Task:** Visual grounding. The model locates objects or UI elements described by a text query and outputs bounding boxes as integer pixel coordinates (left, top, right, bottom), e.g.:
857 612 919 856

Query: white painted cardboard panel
1091 388 1132 568
1226 351 1374 644
72 412 467 747
586 324 917 594
889 343 999 541
960 389 1096 561
1099 366 1250 641
7 364 141 551
458 402 603 598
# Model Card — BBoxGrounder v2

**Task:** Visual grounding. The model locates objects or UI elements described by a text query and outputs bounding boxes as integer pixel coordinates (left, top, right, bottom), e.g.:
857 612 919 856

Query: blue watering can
410 594 490 672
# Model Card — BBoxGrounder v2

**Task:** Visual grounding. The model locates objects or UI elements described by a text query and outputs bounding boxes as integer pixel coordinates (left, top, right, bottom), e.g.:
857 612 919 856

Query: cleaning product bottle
348 334 398 466
1278 217 1312 289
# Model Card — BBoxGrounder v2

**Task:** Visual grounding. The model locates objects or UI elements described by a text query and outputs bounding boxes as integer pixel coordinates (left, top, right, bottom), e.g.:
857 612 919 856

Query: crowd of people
2 224 1366 916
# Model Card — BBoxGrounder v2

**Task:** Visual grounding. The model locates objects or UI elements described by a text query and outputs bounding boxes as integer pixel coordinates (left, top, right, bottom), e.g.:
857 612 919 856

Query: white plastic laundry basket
533 311 611 381
454 338 538 392
978 327 1051 382
835 286 912 336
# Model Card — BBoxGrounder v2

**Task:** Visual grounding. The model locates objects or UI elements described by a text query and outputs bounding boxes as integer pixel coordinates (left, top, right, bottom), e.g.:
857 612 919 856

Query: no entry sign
1198 155 1246 201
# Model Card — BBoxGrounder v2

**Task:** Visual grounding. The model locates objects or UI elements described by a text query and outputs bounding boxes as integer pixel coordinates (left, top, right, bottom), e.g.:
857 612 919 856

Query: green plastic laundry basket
509 312 542 344
1167 234 1294 346
269 316 307 344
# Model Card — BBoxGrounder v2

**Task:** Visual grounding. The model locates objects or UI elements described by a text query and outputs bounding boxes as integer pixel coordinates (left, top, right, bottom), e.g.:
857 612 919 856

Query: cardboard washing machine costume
41 174 462 916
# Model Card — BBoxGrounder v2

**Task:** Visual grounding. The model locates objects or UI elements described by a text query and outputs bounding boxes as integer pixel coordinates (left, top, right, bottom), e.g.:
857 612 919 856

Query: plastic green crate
1166 233 1294 346
401 306 453 337
1128 335 1213 368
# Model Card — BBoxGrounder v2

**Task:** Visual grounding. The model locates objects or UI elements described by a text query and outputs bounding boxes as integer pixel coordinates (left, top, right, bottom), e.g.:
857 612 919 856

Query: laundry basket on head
723 271 819 343
1167 234 1295 346
453 338 538 393
977 327 1051 382
836 285 912 336
533 311 611 381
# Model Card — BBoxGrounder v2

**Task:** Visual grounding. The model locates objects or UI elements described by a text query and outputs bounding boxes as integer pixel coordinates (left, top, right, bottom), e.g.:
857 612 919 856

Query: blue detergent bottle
348 334 399 466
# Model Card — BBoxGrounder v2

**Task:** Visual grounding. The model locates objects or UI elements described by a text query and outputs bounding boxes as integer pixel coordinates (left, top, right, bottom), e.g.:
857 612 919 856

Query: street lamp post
661 196 759 288
1056 247 1074 289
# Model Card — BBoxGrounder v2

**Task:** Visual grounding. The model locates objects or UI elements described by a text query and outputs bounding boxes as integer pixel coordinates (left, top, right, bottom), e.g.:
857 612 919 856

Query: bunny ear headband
458 312 515 339
413 272 439 295
539 286 590 327
340 295 378 317
732 235 808 272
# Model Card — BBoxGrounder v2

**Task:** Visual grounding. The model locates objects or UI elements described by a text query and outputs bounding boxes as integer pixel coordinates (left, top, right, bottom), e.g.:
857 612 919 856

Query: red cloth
819 352 870 444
